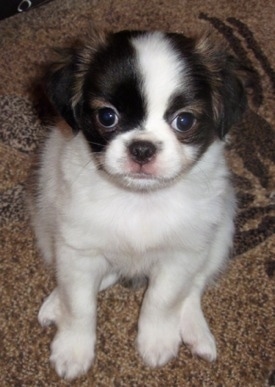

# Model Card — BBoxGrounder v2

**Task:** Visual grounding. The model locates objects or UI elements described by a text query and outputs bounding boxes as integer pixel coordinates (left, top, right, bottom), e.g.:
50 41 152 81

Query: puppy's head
46 29 247 190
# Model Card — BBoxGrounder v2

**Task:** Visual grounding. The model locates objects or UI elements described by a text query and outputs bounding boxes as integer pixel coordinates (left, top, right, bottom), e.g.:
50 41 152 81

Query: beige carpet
0 0 274 385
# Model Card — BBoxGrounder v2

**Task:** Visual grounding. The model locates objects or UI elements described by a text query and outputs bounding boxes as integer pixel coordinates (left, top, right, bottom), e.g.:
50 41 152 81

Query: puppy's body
35 127 233 273
30 30 246 379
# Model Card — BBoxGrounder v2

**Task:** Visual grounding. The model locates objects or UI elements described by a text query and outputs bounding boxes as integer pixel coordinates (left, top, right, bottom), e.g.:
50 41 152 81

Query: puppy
29 29 247 380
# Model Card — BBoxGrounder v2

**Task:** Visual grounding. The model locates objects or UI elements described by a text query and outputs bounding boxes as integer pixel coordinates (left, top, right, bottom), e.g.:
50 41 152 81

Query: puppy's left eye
97 107 118 129
171 112 195 132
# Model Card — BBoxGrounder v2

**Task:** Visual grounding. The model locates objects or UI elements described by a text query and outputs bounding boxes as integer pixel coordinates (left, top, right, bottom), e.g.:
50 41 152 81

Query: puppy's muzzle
128 140 157 165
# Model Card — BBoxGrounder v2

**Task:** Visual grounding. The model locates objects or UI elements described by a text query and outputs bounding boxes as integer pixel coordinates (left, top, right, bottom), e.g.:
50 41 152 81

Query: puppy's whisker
87 140 106 148
69 155 104 189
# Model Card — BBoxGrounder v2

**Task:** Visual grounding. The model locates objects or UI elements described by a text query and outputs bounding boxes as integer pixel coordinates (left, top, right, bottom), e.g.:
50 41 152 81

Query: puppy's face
46 30 247 190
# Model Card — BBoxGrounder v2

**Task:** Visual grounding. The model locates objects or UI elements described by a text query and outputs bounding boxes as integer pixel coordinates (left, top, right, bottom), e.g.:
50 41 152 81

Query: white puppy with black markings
29 29 247 379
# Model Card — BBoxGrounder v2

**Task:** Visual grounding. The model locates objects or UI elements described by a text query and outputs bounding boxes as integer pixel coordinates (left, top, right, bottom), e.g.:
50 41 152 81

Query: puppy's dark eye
171 112 195 132
97 107 118 129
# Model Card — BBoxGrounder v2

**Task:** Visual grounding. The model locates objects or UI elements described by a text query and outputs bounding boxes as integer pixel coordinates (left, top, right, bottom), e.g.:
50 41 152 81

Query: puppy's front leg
39 243 108 380
137 259 189 367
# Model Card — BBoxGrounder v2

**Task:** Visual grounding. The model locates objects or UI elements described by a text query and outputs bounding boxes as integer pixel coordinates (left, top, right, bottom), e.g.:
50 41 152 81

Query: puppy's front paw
50 330 95 380
137 317 180 367
180 313 217 362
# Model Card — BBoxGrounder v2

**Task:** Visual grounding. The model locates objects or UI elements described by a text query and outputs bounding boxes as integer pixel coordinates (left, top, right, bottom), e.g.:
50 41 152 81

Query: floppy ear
45 29 108 132
45 48 81 132
213 55 248 138
195 31 248 138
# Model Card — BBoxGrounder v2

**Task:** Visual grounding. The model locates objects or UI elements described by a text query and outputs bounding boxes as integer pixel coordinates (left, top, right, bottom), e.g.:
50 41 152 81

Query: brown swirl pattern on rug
199 14 275 269
0 1 274 386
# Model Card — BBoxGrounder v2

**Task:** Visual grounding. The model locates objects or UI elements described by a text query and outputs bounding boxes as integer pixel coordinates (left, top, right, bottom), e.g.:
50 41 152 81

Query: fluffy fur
29 29 247 380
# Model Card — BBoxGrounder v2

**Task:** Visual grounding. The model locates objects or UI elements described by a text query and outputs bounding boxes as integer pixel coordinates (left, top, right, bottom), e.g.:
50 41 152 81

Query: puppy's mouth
131 172 156 179
125 171 160 183
126 160 158 177
101 139 182 190
120 173 164 191
101 163 167 191
111 166 178 192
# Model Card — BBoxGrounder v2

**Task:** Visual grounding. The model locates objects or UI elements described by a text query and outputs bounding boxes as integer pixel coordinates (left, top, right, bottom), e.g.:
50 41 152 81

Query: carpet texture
0 0 274 385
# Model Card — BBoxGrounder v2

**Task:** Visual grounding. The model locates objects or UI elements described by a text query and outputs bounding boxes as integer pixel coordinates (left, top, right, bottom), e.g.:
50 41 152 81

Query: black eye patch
79 33 147 152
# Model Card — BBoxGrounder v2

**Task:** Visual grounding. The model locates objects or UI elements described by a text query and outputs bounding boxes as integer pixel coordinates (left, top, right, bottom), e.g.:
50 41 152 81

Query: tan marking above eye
90 98 115 110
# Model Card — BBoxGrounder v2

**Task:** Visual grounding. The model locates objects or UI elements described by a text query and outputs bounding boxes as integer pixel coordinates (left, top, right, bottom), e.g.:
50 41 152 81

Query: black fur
166 32 247 139
45 30 247 156
46 31 147 153
45 47 80 131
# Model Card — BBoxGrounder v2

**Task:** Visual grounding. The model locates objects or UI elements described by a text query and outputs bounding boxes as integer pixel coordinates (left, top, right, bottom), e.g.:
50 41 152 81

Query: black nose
128 140 157 165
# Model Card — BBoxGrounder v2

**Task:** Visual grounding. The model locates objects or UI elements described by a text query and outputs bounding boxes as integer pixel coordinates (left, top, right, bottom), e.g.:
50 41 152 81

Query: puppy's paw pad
38 289 60 327
137 322 180 367
50 331 95 380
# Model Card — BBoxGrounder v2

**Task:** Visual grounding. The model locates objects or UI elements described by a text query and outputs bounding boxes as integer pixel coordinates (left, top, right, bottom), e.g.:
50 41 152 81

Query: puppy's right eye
96 107 118 130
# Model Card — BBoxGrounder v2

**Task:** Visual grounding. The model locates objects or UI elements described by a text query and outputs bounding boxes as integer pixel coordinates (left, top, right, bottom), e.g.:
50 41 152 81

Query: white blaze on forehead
132 32 185 119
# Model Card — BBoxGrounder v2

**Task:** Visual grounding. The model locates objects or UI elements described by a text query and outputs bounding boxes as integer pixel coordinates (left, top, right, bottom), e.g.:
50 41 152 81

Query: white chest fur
39 130 232 275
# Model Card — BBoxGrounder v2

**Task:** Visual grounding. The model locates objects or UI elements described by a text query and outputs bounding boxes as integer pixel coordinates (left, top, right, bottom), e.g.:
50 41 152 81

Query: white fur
34 129 234 379
32 32 236 380
103 33 197 190
132 32 185 116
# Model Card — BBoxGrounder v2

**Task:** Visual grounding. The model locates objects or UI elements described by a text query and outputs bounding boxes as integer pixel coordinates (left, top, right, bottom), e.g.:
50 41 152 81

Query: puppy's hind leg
180 289 217 362
38 271 118 336
181 214 234 362
99 272 120 291
38 287 60 327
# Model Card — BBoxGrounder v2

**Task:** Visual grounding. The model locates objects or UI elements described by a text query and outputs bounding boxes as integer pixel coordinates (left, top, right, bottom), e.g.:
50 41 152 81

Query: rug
0 0 274 385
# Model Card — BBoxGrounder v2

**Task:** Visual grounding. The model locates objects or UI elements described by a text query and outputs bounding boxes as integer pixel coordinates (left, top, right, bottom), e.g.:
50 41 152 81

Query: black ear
215 56 248 138
45 48 80 132
194 31 248 138
45 30 109 132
